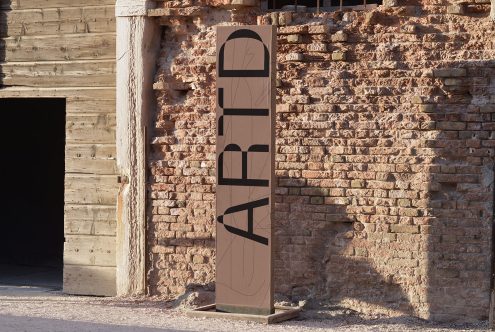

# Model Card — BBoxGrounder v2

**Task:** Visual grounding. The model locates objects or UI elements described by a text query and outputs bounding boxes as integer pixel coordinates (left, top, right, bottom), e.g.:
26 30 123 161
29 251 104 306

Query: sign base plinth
186 304 300 324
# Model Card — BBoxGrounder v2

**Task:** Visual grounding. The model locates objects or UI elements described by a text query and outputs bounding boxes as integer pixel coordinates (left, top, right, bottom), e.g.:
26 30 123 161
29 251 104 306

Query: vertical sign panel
216 26 276 315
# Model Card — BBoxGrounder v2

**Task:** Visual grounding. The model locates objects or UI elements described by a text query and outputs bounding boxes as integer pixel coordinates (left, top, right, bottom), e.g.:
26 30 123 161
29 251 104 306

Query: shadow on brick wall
271 61 495 322
273 178 415 316
424 61 495 322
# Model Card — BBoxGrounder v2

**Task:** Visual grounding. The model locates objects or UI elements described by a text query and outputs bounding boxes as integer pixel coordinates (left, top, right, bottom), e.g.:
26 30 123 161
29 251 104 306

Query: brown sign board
216 25 276 316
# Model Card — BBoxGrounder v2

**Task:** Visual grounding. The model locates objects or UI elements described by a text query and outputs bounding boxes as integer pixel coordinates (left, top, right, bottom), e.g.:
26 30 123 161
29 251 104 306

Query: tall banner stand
187 25 300 324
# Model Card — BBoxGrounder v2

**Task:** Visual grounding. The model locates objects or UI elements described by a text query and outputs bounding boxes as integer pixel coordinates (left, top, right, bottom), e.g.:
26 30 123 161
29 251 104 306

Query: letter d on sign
215 25 276 316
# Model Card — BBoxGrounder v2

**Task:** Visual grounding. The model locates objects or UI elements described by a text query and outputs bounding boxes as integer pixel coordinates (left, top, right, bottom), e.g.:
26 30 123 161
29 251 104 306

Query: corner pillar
115 0 160 296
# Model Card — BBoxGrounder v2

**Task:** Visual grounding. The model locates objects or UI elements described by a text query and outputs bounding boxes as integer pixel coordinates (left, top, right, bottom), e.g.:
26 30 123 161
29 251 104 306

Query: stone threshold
186 304 301 324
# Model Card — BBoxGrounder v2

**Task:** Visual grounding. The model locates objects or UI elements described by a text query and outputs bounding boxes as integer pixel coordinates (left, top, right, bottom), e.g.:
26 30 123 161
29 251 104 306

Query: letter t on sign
216 25 276 316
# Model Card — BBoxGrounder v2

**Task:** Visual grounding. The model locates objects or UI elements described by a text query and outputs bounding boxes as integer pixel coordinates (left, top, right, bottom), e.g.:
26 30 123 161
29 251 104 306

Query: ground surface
0 289 490 332
0 265 490 332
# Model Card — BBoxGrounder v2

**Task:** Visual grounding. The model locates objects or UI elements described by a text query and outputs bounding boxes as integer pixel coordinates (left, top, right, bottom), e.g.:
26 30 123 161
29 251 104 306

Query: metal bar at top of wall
215 25 276 316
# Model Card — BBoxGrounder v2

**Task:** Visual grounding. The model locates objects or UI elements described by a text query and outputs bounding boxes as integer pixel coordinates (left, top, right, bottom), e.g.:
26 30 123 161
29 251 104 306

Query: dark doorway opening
0 98 65 290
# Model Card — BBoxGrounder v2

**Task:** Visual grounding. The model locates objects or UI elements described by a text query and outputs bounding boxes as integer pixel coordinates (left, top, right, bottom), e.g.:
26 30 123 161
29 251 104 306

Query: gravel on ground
0 285 489 332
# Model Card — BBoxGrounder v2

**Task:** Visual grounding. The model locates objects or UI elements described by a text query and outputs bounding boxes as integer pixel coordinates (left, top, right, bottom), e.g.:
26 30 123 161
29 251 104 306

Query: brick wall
148 0 495 322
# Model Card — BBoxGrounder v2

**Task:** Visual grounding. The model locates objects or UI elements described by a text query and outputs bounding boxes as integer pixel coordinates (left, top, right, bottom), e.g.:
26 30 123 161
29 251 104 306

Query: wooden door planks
1 33 116 62
66 144 117 175
66 113 116 144
64 235 116 267
0 60 116 87
0 6 116 36
65 205 117 237
64 174 118 206
63 265 116 296
2 0 116 10
0 86 115 98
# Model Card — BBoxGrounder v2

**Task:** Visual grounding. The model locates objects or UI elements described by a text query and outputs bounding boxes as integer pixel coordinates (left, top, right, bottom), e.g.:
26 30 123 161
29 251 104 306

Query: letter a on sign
216 26 276 315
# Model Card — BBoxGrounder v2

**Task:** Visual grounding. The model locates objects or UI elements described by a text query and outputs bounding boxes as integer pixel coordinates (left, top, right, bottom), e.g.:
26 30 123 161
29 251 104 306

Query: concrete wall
148 0 495 322
0 0 118 296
